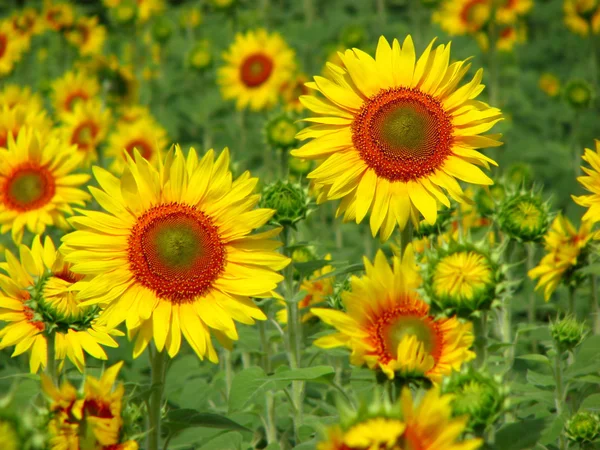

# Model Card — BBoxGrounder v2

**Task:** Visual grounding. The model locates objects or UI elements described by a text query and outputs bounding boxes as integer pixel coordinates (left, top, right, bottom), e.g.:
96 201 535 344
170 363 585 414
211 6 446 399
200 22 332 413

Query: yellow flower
43 1 75 32
58 99 112 166
434 0 492 35
564 0 600 36
0 128 90 243
0 419 21 450
292 36 502 241
0 103 53 149
0 84 44 111
10 8 45 45
66 16 107 56
117 104 153 124
42 361 139 450
539 73 561 97
312 249 475 382
573 140 600 223
281 73 312 112
496 0 534 24
51 70 100 116
218 29 296 111
528 215 594 300
0 20 26 76
104 0 165 23
0 236 121 372
105 116 168 173
61 147 290 361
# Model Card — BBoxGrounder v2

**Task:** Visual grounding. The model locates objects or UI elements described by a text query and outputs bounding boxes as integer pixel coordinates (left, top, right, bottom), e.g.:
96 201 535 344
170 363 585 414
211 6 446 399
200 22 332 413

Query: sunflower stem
46 331 57 385
303 0 314 26
147 346 168 450
399 222 413 256
224 349 233 398
590 271 600 335
568 286 576 317
259 321 277 443
554 349 567 450
237 110 247 156
526 242 538 351
376 0 386 26
474 311 488 368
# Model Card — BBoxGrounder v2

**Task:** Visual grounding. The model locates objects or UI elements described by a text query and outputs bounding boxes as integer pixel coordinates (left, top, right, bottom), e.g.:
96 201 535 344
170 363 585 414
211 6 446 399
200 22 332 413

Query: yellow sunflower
0 236 121 373
66 16 107 56
0 128 91 243
528 215 595 300
118 104 153 124
281 73 312 112
477 25 525 52
51 70 101 117
0 104 53 149
103 0 165 23
317 388 482 450
105 116 168 173
496 0 534 24
0 20 26 76
573 140 600 223
43 1 75 32
564 0 600 36
218 29 296 111
0 84 44 111
10 8 45 45
311 249 475 382
61 146 289 361
42 361 139 450
0 419 20 450
292 36 502 241
57 99 112 167
434 0 492 35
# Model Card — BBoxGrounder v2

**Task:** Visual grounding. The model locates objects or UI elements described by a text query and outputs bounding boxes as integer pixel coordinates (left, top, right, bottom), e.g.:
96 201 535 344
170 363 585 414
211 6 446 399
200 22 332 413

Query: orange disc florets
128 203 226 303
352 87 453 183
1 163 56 212
240 53 274 87
125 139 153 160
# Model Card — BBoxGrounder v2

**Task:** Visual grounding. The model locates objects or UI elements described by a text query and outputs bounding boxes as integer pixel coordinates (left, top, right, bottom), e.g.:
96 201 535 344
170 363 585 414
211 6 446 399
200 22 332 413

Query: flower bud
260 181 308 227
550 315 587 352
565 79 594 109
264 112 299 151
566 411 600 444
498 190 551 243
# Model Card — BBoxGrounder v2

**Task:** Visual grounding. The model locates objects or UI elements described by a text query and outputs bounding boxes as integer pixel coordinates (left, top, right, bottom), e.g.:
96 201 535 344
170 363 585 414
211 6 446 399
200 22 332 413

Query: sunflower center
385 316 435 355
515 201 542 230
125 139 153 160
64 91 89 112
72 121 99 150
3 164 56 212
128 203 226 303
240 53 274 88
460 0 490 29
0 34 7 59
352 87 453 183
432 251 493 302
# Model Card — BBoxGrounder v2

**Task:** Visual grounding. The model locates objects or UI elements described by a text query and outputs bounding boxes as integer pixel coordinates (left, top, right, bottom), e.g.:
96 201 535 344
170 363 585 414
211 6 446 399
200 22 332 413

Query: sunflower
0 128 90 243
496 0 534 24
42 361 139 450
61 146 289 361
103 0 165 23
573 140 600 223
564 0 600 36
0 418 21 450
434 0 492 35
281 73 311 112
292 36 502 241
118 104 153 124
528 215 595 300
0 104 53 149
312 249 475 382
0 236 121 373
218 29 296 111
317 387 482 450
57 99 112 166
105 116 168 173
10 8 45 45
52 70 100 117
539 73 561 97
0 84 44 111
0 20 26 76
66 16 107 56
43 1 75 32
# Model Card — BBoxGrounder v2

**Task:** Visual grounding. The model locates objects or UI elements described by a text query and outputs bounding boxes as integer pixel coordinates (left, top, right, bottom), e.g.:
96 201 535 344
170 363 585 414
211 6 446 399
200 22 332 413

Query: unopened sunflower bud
264 113 299 151
289 157 312 176
551 316 587 352
498 191 550 243
152 17 173 44
566 411 600 444
109 1 136 25
260 181 308 227
187 40 212 72
565 79 594 109
475 184 506 218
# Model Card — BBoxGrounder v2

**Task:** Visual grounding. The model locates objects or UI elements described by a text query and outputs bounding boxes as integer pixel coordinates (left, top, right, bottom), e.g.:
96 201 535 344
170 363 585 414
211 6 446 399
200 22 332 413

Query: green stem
224 349 233 398
591 272 600 335
376 0 386 26
147 346 168 450
488 9 500 107
237 110 246 156
303 0 314 26
258 321 277 443
399 222 413 256
526 243 538 351
474 312 488 368
46 332 57 385
568 286 576 317
554 350 567 450
280 149 289 180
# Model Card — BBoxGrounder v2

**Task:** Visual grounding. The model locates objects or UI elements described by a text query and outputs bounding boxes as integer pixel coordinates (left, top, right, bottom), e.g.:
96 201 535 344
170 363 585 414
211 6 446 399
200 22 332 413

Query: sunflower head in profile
51 70 100 117
312 249 475 383
62 146 289 361
58 99 112 167
66 16 107 56
573 140 600 224
292 36 502 241
0 128 90 243
0 19 26 76
317 387 482 450
42 361 139 450
218 29 296 111
106 116 168 173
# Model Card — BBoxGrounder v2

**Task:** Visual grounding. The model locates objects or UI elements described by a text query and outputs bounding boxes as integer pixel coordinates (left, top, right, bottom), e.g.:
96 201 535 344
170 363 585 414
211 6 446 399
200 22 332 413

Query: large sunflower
311 249 475 382
0 128 90 243
292 36 502 241
42 361 139 450
573 140 600 223
0 236 121 373
58 99 112 167
51 70 100 117
0 20 26 76
218 29 296 111
62 147 289 361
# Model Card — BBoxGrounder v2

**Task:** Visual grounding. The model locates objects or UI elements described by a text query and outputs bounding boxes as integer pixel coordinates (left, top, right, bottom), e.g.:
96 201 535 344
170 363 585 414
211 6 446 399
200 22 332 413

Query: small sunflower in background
61 147 289 361
312 249 475 383
498 189 551 243
218 29 296 111
105 116 168 173
0 84 44 111
66 16 107 56
573 140 600 223
539 73 561 97
42 1 75 32
317 387 482 450
281 73 311 112
0 236 121 373
51 70 100 117
104 0 165 24
293 35 503 241
564 79 594 109
433 0 492 35
0 128 90 243
0 20 26 76
0 417 21 450
57 100 112 166
10 8 45 47
496 0 534 24
0 104 53 149
528 215 595 300
564 0 600 36
42 361 139 450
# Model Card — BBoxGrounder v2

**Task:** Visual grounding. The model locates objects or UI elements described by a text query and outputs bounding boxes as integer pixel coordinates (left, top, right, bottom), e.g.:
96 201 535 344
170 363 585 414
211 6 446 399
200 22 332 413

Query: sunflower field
3 0 600 449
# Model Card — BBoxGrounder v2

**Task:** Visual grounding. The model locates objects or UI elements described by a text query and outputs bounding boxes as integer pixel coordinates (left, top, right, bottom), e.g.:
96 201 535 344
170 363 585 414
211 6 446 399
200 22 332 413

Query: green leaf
295 259 331 278
163 409 250 436
228 367 270 413
581 393 600 411
493 418 546 450
270 365 335 382
198 431 243 450
516 354 550 364
526 370 556 387
314 263 364 281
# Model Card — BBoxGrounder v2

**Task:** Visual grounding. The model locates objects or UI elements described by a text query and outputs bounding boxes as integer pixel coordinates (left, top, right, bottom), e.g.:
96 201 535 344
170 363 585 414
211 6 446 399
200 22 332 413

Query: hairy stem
147 346 168 450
